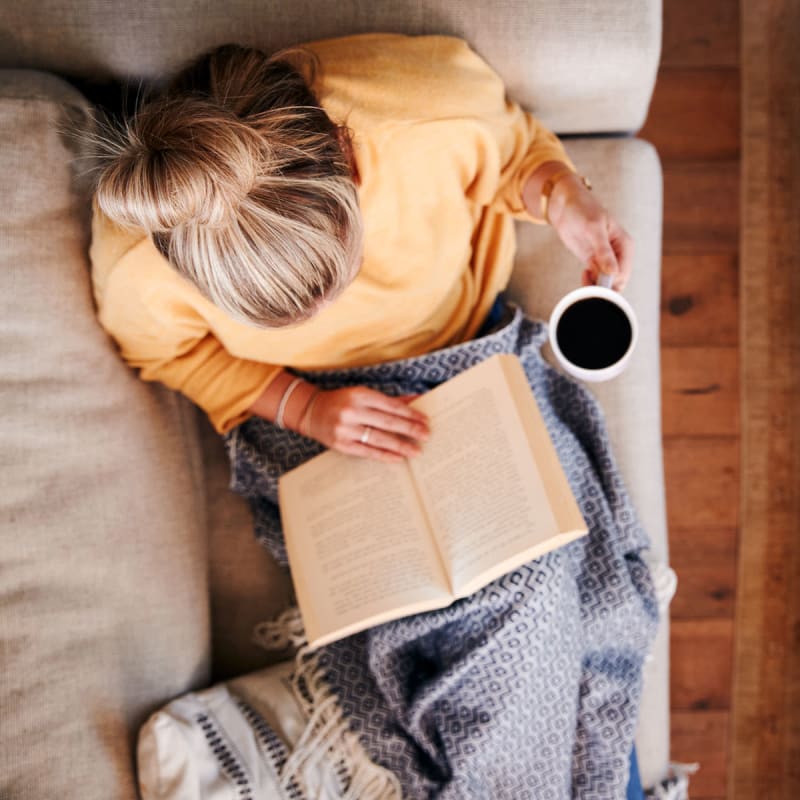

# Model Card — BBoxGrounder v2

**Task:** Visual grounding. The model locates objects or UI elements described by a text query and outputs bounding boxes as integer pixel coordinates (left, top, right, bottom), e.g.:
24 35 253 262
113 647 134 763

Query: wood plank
664 438 739 530
670 619 734 710
661 0 740 68
660 253 739 347
662 162 740 254
671 711 729 797
731 0 800 796
640 69 740 161
661 347 739 437
653 3 742 793
669 527 738 619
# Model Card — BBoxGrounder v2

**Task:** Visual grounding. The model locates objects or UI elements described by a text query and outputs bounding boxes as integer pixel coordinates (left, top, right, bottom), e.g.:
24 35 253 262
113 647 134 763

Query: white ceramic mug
547 273 638 382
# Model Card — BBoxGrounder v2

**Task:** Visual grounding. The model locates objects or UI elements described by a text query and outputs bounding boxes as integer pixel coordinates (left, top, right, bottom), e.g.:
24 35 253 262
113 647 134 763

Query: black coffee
555 298 633 370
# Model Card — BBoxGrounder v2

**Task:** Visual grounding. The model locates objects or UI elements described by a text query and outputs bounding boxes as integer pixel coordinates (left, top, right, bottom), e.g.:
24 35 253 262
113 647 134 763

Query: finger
348 424 423 458
589 245 619 286
608 220 634 289
357 407 430 441
584 260 605 287
339 397 430 439
341 441 405 464
355 387 429 424
588 219 621 286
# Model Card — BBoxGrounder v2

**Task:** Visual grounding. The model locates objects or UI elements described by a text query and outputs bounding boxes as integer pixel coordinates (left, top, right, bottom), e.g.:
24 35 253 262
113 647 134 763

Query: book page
278 451 451 647
499 355 588 539
407 355 577 593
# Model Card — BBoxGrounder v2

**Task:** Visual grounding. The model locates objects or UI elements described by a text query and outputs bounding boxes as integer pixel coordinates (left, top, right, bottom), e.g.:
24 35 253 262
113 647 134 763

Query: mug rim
547 286 639 382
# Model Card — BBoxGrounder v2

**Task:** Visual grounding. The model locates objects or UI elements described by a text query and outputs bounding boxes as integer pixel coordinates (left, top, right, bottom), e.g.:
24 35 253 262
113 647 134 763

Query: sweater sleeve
306 33 577 226
90 207 282 435
488 110 578 223
421 37 578 224
126 327 283 435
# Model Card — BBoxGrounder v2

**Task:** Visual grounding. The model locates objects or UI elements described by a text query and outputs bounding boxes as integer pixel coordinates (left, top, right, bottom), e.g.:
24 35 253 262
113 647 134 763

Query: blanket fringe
642 558 678 665
645 761 699 800
253 607 404 799
252 606 308 651
648 560 678 617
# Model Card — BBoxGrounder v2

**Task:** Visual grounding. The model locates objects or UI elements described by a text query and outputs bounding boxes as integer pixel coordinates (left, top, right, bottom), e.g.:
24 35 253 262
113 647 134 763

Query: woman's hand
302 386 430 463
547 174 634 292
522 162 634 291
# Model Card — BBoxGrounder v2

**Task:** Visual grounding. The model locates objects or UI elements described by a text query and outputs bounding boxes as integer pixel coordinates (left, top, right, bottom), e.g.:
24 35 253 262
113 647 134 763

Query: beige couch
0 2 671 797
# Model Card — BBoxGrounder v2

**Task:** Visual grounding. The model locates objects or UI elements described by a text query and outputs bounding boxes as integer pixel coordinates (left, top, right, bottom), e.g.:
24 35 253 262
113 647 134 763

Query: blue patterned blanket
224 304 659 799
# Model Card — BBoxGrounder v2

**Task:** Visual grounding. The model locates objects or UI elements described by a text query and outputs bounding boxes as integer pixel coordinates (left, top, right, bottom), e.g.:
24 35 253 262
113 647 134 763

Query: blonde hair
83 44 363 327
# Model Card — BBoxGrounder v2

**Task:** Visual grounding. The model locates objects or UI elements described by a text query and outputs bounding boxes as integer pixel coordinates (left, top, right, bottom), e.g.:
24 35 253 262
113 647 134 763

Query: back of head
85 43 363 327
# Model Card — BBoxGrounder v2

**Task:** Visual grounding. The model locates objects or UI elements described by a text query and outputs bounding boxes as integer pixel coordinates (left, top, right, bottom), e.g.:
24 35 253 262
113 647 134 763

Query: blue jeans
627 746 644 799
476 292 509 337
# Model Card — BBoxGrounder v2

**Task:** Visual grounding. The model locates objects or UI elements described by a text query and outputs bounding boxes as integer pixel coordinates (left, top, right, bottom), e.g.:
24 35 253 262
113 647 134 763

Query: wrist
247 369 293 419
546 173 593 228
246 370 316 431
298 389 322 438
522 160 593 227
521 160 572 223
281 381 318 432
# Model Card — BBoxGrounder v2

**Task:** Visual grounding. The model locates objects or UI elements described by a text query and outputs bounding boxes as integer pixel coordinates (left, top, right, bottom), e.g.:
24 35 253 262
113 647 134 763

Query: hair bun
92 94 264 233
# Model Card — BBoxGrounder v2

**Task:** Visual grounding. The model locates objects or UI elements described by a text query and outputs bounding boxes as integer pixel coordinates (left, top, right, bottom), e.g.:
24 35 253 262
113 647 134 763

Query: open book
278 353 588 649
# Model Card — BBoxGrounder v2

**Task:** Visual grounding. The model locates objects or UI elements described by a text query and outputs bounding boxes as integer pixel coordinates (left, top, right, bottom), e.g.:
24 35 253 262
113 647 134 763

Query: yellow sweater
89 33 575 434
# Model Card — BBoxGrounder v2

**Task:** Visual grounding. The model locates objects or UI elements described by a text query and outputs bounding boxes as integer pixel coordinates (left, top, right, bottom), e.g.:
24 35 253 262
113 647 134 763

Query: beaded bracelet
275 377 303 430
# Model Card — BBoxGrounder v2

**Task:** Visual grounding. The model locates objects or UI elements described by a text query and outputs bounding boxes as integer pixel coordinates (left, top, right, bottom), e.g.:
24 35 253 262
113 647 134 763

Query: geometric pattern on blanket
225 304 660 799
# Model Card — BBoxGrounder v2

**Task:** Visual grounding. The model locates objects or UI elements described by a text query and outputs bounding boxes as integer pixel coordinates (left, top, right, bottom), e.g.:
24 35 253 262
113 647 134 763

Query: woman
87 34 651 799
88 34 632 459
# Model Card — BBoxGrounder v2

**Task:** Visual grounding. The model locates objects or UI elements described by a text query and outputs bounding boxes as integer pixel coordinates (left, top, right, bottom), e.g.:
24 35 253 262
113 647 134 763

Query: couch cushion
0 0 661 134
510 134 669 788
199 409 294 682
0 70 211 800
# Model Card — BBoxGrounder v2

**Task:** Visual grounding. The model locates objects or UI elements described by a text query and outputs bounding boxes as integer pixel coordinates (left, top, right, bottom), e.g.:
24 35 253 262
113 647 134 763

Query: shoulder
89 197 149 309
303 32 490 74
90 198 210 346
301 33 508 126
90 196 147 280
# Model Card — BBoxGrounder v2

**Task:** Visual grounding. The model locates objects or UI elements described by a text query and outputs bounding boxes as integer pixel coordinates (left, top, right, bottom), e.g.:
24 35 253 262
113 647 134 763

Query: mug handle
597 273 614 289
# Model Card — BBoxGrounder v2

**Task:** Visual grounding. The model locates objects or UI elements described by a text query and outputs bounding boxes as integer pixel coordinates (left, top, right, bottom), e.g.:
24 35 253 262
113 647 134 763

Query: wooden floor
642 1 800 796
638 2 740 798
